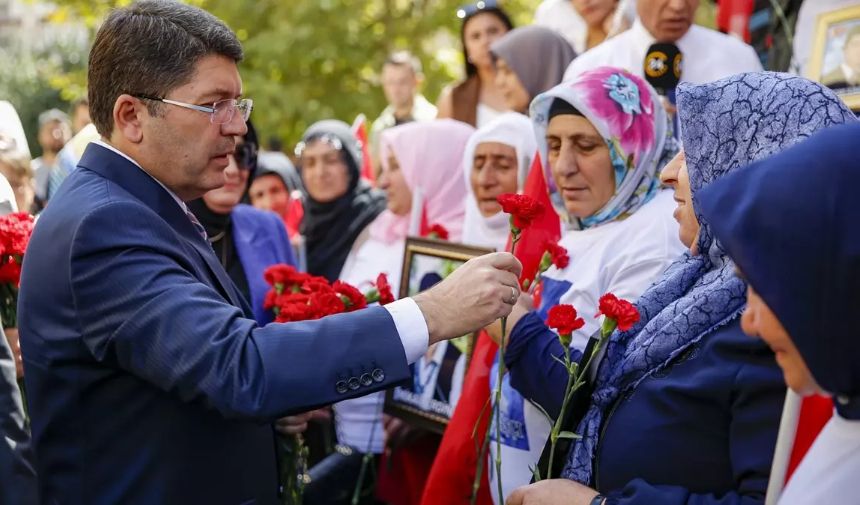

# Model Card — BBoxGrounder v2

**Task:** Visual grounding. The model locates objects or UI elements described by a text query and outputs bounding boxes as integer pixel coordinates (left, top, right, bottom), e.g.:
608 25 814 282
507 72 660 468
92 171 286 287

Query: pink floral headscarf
530 66 677 229
370 119 476 244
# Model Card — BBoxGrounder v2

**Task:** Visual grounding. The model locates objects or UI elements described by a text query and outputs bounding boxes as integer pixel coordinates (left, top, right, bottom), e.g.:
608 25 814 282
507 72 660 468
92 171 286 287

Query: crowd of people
0 1 858 505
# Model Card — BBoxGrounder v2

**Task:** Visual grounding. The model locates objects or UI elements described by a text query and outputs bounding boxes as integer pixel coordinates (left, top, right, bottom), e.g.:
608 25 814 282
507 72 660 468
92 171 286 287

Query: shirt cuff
383 298 429 364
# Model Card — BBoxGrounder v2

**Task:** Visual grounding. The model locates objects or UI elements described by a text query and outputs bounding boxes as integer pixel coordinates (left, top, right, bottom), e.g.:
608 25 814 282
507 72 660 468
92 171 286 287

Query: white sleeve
383 297 429 364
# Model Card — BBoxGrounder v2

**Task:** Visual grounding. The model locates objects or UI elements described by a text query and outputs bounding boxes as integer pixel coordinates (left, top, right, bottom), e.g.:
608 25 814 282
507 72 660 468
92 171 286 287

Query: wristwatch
589 494 606 505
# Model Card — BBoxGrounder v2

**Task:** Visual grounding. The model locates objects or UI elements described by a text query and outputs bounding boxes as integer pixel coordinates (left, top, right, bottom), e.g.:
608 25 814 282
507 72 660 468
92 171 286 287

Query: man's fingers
485 252 523 277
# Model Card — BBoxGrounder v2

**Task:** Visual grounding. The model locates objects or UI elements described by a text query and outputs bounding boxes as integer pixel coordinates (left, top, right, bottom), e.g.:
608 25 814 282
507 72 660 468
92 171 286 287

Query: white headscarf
461 112 537 250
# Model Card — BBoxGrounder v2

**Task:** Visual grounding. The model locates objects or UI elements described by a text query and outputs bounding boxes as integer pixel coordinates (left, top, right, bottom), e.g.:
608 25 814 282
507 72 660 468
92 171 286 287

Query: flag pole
766 389 801 505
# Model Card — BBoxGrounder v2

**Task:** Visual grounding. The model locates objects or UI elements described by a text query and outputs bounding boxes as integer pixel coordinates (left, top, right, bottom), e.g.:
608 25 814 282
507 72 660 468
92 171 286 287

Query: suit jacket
0 322 38 505
18 143 411 505
231 203 296 325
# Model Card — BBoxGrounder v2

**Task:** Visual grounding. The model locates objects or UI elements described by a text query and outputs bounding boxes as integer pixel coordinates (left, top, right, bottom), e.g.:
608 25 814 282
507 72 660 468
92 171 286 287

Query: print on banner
489 358 529 451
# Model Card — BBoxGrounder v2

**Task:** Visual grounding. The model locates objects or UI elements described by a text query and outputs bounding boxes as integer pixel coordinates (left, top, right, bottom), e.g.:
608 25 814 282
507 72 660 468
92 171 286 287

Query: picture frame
384 237 494 434
807 4 860 111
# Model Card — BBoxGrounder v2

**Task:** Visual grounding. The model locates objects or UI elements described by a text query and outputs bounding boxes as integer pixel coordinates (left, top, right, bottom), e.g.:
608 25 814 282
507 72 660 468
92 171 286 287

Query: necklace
207 230 228 267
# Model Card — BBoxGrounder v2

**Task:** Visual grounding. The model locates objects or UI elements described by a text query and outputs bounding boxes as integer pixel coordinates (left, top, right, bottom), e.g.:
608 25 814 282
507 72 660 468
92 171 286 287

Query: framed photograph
807 5 860 110
384 237 493 434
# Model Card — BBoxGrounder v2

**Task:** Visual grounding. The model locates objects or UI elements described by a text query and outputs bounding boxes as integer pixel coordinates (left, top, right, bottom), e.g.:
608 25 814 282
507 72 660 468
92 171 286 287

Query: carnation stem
545 324 611 479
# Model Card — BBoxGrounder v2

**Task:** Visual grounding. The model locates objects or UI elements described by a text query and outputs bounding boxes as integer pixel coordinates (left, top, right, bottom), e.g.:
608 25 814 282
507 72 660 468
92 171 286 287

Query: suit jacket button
348 377 361 390
336 380 348 394
360 373 373 386
371 368 385 383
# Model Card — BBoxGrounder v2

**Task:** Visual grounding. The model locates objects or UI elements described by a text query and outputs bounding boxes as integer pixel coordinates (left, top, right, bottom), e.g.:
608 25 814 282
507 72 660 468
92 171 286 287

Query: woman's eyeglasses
456 0 498 19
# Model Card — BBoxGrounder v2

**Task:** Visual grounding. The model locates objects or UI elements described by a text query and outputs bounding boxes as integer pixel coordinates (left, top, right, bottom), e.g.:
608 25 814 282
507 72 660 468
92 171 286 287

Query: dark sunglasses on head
235 142 257 171
457 0 498 19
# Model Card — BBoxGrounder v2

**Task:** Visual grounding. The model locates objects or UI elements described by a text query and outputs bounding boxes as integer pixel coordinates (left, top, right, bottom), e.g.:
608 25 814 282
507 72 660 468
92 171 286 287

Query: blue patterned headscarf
530 67 677 229
563 72 857 483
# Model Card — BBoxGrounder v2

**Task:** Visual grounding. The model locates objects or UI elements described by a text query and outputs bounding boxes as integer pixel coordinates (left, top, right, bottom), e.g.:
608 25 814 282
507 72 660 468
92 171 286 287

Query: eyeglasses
456 0 498 19
132 94 253 124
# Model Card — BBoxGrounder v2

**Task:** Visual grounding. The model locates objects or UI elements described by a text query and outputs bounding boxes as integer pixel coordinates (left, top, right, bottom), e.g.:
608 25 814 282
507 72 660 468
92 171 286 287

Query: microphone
644 42 682 97
644 42 682 136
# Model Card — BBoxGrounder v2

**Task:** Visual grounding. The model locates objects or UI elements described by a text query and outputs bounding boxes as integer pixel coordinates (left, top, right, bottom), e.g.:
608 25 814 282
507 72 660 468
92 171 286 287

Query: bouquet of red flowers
0 213 35 328
261 264 395 505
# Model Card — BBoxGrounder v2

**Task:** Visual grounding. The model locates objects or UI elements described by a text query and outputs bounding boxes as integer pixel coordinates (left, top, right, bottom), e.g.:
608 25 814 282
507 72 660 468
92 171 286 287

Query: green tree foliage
48 0 538 148
0 38 88 157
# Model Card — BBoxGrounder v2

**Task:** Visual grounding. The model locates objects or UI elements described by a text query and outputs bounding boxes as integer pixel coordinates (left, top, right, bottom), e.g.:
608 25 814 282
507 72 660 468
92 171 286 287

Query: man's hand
413 252 522 345
506 479 600 505
275 412 314 435
485 293 535 345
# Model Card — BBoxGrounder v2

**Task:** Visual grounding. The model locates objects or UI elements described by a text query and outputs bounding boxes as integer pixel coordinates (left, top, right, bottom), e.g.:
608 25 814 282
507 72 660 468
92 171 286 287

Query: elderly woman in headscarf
505 73 857 505
491 25 577 116
461 112 538 251
297 120 387 282
699 122 860 505
420 112 537 505
486 66 685 503
309 119 475 505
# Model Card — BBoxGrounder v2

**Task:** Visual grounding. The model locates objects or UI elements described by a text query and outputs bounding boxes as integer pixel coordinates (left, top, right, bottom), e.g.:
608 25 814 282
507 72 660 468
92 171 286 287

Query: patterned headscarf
563 72 858 483
369 119 475 244
530 66 677 229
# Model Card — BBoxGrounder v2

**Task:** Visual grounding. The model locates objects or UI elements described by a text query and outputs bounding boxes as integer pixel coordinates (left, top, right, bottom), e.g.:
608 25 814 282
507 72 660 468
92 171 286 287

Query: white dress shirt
564 19 763 84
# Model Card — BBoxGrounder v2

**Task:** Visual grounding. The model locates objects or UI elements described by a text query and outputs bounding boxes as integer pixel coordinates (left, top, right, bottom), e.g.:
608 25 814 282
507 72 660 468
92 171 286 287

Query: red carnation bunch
497 193 545 233
425 224 449 241
263 265 393 323
0 213 35 328
596 293 640 332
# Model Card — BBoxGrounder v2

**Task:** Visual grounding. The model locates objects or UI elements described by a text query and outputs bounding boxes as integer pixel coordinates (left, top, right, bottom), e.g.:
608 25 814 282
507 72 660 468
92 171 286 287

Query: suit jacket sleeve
69 201 411 421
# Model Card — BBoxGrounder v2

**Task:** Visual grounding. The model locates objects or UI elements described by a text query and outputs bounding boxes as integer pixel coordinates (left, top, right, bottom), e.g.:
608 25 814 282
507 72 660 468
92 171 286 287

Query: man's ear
112 94 146 144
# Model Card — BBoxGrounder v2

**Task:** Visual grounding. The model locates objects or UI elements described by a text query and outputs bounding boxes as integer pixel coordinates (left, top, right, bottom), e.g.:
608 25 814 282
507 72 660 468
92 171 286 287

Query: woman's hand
505 479 600 505
275 412 315 435
485 293 535 345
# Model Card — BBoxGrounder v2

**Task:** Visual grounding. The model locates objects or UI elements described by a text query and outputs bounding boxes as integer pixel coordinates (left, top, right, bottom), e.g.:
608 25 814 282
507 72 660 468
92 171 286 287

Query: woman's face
300 139 351 203
494 57 530 113
249 174 290 217
660 150 700 252
463 12 509 70
202 139 250 214
572 0 618 28
741 284 822 396
471 141 519 217
378 150 412 216
546 114 615 217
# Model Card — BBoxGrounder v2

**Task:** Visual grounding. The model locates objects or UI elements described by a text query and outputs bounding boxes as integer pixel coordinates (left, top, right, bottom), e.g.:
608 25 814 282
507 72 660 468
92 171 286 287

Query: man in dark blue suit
16 2 522 503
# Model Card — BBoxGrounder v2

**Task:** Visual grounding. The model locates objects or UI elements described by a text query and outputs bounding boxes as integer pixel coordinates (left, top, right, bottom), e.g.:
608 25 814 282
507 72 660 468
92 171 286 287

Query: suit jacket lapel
78 144 247 309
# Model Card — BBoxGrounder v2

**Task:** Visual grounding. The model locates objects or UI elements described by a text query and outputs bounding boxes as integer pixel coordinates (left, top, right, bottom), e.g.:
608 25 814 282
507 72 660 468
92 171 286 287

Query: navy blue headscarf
699 123 860 420
563 72 857 483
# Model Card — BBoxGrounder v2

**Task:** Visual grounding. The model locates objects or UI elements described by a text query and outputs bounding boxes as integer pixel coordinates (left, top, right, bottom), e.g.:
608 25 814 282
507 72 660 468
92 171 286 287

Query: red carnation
539 240 569 272
301 278 334 295
596 293 640 332
376 273 395 305
333 281 368 312
546 304 586 336
309 290 346 318
426 224 449 241
496 193 544 232
264 264 308 288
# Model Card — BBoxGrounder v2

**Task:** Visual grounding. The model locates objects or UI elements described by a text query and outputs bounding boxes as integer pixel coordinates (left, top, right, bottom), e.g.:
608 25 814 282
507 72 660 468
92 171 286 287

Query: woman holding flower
505 73 856 505
486 67 685 502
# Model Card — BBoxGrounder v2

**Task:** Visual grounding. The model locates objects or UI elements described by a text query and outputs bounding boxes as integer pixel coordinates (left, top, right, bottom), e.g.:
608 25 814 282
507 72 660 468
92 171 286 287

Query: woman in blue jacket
503 72 857 505
187 122 295 325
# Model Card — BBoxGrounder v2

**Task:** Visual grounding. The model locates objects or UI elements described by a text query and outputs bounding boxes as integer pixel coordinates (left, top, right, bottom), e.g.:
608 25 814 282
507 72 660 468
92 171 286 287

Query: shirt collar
629 18 696 58
93 139 188 213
